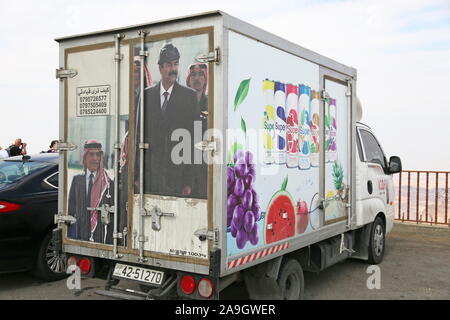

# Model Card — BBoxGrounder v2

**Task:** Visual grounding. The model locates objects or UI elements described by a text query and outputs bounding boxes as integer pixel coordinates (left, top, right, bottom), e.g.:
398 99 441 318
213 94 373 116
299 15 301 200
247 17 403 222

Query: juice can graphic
327 98 337 162
310 90 321 167
286 84 299 168
262 79 275 164
298 84 311 170
274 81 286 164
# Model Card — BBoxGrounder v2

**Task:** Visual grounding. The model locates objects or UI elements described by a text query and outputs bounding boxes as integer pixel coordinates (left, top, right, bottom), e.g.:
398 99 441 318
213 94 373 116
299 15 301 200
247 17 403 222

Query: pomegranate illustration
296 200 309 235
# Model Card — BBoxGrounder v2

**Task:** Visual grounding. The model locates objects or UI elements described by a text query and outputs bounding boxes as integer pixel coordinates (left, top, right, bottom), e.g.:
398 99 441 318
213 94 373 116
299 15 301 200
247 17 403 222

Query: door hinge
194 139 217 152
195 228 219 245
56 68 78 80
56 141 78 152
54 213 77 225
196 47 220 64
321 90 330 100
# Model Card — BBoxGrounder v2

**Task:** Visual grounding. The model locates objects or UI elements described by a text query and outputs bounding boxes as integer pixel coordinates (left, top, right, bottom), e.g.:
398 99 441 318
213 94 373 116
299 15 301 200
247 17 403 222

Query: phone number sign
76 85 111 117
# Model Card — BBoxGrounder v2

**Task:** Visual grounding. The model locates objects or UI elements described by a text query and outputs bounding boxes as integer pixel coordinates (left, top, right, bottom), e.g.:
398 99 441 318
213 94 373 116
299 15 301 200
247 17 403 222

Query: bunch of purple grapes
227 150 261 249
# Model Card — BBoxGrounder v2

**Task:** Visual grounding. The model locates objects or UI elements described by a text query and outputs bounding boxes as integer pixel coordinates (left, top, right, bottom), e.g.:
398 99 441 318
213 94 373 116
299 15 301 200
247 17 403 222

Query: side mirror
389 156 402 174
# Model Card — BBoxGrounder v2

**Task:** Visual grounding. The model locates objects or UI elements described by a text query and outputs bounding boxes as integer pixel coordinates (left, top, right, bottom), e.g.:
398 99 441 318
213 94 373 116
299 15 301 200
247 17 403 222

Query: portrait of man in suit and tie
135 42 207 198
68 140 115 244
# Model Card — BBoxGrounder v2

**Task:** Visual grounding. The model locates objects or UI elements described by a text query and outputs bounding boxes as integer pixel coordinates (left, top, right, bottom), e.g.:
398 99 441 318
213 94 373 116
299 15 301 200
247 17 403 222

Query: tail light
0 201 21 213
67 256 78 268
198 278 214 298
180 275 196 295
79 258 91 274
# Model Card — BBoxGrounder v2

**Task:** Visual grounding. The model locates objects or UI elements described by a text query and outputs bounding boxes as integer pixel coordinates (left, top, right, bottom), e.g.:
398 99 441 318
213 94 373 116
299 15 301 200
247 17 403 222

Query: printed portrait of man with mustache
135 43 199 198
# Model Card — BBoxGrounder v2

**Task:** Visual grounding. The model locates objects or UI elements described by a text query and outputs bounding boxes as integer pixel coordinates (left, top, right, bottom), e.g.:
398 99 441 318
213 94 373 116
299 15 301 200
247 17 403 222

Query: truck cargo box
55 10 359 286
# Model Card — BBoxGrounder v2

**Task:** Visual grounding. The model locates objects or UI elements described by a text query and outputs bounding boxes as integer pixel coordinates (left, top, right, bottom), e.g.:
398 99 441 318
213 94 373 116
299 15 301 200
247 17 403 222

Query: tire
367 216 385 265
33 230 68 281
277 258 304 300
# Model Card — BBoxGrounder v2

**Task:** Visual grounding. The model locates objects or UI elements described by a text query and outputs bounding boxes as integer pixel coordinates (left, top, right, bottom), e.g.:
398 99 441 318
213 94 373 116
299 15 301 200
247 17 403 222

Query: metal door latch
56 68 78 80
194 228 219 245
143 205 174 231
87 204 115 225
196 47 220 64
319 198 331 210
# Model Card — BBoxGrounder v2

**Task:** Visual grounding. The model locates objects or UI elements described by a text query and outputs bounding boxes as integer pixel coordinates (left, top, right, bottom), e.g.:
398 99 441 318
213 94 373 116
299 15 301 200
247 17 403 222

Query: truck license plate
113 263 164 285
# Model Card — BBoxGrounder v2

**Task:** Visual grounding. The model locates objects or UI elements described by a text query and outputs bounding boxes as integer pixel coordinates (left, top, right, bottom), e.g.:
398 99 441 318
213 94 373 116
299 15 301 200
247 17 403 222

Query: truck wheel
368 216 385 264
33 230 67 281
277 258 304 300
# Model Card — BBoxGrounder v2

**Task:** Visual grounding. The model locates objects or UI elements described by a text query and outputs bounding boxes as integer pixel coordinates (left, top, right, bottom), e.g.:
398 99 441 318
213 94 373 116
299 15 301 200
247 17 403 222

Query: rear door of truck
60 27 215 269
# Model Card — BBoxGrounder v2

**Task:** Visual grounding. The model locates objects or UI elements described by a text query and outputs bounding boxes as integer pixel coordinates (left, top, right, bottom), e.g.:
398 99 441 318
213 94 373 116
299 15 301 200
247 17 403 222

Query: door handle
367 180 373 194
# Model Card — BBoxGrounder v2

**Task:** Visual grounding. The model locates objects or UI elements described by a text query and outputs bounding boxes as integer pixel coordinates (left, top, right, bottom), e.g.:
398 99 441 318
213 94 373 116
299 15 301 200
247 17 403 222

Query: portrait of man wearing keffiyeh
68 140 115 244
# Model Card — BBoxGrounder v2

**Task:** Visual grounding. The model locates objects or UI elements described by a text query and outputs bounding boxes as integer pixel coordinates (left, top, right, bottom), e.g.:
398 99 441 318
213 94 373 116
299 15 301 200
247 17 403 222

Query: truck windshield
0 160 49 188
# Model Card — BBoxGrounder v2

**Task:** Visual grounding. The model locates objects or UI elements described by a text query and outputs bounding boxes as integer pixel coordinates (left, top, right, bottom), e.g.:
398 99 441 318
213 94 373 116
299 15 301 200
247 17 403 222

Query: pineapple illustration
332 160 345 200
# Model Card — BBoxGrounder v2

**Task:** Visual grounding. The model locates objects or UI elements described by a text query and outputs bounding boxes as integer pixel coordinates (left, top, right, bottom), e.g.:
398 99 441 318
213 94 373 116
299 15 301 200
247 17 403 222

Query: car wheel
33 230 67 281
277 258 304 300
368 216 385 265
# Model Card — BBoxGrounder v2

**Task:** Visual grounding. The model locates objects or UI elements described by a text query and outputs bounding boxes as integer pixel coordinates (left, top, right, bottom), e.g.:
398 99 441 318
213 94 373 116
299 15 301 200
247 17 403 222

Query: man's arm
20 143 27 155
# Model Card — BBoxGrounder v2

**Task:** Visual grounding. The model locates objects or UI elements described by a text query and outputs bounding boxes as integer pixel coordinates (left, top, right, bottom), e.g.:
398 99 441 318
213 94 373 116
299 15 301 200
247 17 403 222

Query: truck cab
354 122 402 263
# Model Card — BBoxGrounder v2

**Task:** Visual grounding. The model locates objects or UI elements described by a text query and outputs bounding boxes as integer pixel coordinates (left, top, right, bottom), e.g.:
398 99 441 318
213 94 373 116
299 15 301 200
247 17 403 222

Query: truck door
131 29 213 264
321 70 353 225
62 40 130 251
357 128 390 216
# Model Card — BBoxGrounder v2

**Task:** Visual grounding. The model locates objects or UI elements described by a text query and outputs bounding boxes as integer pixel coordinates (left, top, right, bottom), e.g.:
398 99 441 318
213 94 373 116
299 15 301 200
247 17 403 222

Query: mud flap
351 223 372 260
243 256 284 300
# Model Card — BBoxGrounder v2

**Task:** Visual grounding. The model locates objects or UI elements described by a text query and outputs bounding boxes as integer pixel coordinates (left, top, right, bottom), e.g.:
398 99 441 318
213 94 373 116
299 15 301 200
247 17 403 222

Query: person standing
136 43 198 197
47 140 59 153
186 62 209 199
68 140 114 244
186 62 208 126
8 139 27 157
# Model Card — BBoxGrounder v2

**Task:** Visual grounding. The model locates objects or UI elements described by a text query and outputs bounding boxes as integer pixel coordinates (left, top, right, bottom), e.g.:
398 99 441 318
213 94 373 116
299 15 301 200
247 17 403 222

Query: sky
0 0 449 171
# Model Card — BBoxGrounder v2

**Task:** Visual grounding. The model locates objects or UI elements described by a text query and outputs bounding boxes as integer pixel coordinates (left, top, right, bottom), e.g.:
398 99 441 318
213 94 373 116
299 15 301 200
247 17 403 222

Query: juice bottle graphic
262 79 275 164
310 90 320 167
327 98 337 162
286 84 299 168
274 81 286 164
298 84 311 170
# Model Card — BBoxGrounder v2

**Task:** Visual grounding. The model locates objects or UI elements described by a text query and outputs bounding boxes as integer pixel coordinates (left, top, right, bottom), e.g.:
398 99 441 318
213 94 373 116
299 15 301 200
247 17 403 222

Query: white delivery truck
53 11 402 300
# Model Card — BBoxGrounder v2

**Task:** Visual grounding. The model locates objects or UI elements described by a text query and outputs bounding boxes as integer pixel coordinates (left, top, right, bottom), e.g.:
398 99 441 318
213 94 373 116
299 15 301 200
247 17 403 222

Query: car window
45 172 59 189
359 129 387 168
356 130 364 162
0 160 51 188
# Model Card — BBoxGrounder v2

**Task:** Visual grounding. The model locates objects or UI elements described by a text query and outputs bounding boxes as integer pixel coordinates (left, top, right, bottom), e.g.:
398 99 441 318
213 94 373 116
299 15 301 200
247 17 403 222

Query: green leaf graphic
241 117 247 135
332 160 344 190
281 175 288 191
227 142 243 166
234 79 251 111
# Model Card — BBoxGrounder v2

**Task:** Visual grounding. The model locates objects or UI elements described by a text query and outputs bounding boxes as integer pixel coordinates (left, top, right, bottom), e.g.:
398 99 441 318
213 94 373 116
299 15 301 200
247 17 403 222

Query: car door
358 128 390 219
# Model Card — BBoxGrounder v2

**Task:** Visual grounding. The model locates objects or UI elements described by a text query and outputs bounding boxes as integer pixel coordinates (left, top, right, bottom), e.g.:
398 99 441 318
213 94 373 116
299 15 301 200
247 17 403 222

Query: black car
0 153 66 281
